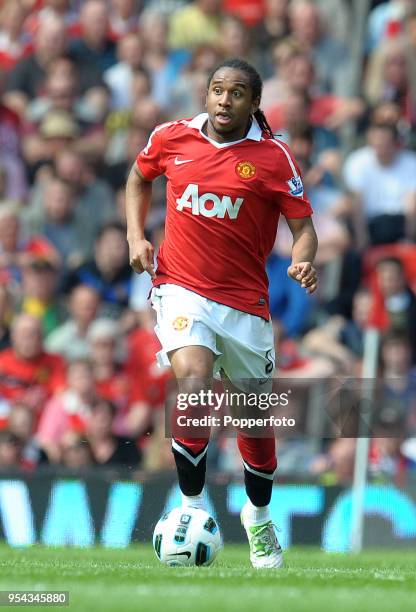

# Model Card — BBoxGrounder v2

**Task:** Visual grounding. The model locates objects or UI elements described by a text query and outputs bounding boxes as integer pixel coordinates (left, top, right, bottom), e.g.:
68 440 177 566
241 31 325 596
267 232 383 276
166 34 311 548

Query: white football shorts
151 283 275 382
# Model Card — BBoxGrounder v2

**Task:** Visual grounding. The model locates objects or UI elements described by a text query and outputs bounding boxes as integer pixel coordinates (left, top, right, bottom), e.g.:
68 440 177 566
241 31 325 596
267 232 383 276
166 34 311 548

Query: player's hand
128 238 156 279
287 261 318 294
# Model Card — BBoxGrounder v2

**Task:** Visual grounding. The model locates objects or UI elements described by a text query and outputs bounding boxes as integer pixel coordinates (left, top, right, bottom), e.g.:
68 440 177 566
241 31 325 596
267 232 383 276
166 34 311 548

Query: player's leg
238 435 283 568
169 345 214 510
219 312 283 568
151 284 220 510
238 435 276 509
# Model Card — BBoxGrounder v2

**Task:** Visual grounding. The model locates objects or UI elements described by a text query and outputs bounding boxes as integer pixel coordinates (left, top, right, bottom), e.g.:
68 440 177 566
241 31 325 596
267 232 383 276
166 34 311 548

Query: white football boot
241 505 284 569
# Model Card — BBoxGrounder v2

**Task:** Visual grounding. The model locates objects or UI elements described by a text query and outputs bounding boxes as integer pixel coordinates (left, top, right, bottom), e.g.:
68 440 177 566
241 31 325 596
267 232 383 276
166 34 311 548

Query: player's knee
170 346 214 380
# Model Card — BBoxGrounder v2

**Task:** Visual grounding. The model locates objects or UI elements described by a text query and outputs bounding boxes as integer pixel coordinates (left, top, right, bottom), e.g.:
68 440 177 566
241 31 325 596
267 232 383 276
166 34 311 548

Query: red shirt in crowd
127 327 171 409
0 348 66 407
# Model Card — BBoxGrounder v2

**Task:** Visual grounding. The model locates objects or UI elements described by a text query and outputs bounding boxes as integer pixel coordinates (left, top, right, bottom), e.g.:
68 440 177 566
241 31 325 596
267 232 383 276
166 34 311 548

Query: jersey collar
188 112 262 147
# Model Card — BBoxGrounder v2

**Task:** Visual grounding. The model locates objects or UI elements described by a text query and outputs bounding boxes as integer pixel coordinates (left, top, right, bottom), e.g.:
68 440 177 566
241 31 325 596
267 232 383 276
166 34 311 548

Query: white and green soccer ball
153 506 222 567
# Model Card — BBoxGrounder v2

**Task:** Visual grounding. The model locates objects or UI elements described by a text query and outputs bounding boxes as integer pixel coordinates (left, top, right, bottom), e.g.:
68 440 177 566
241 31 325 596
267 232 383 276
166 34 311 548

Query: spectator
25 55 104 125
23 177 87 266
261 38 300 109
0 201 59 285
88 317 151 437
22 109 81 176
170 42 221 117
168 0 221 50
8 402 40 469
0 313 66 410
343 123 416 246
0 0 30 71
86 397 141 468
45 284 101 360
266 53 365 135
289 124 344 215
26 150 115 258
65 221 133 318
104 33 144 111
288 0 351 95
108 0 141 41
127 317 171 413
130 95 164 132
23 0 79 37
4 10 108 118
374 256 416 362
3 14 67 116
140 10 190 111
370 99 403 130
54 148 115 246
252 0 291 76
171 67 211 118
303 288 373 374
105 125 149 192
23 103 107 174
104 70 152 164
218 14 252 63
59 430 94 469
36 358 96 462
314 0 351 46
0 430 23 470
70 0 117 73
374 332 416 432
19 257 63 336
364 36 416 124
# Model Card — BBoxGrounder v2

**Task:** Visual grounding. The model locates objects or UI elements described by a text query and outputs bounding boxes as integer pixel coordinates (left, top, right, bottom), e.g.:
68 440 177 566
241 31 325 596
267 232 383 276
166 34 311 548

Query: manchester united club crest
172 316 189 331
236 161 256 180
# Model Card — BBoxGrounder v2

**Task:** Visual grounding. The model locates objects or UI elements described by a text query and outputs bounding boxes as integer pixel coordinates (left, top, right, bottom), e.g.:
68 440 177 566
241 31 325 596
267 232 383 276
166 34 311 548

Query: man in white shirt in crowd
343 122 416 247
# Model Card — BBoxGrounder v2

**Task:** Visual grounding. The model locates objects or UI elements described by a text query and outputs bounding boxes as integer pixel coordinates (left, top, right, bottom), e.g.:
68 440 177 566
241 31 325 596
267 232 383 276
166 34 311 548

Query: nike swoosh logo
169 551 191 558
174 157 193 165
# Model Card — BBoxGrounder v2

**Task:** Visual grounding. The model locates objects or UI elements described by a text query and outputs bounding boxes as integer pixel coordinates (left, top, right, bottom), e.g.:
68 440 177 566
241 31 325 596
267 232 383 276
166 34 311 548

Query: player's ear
251 97 260 115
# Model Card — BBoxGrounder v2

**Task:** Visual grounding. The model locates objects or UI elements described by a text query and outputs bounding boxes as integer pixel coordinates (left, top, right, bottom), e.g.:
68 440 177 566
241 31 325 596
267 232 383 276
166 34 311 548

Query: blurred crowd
0 0 416 483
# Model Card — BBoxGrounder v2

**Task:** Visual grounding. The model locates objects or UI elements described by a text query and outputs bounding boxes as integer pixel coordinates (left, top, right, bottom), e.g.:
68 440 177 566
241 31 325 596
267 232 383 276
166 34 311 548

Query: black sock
244 463 274 507
172 440 207 496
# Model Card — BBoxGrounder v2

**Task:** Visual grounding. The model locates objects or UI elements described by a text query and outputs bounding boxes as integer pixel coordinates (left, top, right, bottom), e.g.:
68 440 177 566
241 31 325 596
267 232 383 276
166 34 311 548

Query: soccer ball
153 506 222 567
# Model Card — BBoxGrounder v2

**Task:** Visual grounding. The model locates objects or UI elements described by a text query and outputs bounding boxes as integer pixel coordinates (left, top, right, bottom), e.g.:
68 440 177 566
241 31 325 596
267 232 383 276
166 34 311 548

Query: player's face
206 68 260 142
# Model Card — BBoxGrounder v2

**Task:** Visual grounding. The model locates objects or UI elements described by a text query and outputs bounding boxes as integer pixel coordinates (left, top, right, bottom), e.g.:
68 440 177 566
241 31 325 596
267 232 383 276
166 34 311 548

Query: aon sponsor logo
176 183 244 219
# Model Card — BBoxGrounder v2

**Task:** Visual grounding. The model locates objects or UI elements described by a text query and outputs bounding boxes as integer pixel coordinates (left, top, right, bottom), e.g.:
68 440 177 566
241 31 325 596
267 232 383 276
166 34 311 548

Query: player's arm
286 216 318 294
125 163 155 278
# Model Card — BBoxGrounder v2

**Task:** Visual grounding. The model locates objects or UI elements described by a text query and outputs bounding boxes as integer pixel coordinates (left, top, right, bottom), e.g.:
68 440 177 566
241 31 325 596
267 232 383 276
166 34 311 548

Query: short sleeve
136 126 166 180
269 140 313 218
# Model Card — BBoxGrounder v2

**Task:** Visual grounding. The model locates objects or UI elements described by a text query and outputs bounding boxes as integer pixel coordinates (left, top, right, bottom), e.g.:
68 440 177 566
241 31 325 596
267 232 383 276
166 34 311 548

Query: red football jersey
0 348 66 404
136 113 312 319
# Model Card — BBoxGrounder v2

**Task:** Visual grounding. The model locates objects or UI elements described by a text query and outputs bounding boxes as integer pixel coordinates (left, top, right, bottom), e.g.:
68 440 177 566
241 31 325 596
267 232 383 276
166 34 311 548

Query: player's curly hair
207 58 275 139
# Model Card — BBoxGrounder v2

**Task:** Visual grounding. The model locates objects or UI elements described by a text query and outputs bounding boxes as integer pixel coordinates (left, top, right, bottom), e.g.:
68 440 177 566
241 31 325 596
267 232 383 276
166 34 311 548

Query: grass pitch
0 545 415 612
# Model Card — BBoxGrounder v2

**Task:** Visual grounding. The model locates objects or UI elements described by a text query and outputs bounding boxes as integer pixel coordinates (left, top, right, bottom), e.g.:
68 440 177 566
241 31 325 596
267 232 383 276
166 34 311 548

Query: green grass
0 545 415 612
